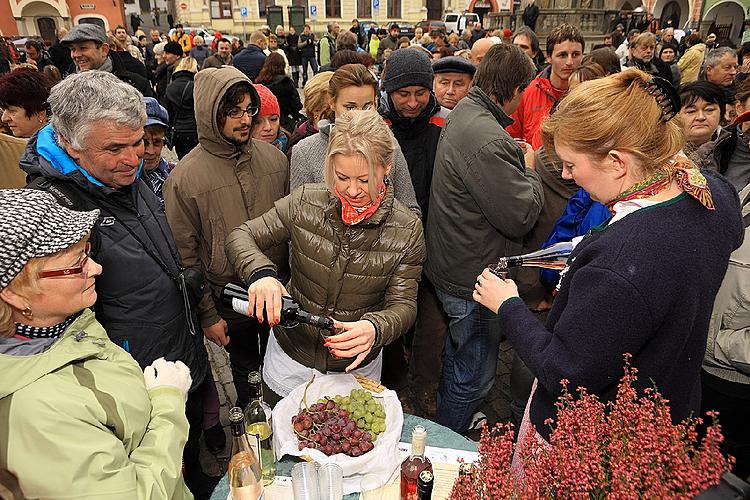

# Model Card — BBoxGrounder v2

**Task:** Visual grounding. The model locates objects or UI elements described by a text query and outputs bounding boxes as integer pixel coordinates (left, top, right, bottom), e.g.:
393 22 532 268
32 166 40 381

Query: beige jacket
0 133 27 188
163 66 289 328
703 183 750 385
677 43 706 84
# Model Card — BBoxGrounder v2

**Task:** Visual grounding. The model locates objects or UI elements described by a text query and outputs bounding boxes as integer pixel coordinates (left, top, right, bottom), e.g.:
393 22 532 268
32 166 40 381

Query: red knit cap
254 83 280 117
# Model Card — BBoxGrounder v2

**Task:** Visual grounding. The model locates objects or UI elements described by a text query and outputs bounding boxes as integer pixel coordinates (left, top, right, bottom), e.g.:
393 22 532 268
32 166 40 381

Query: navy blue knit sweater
499 170 743 441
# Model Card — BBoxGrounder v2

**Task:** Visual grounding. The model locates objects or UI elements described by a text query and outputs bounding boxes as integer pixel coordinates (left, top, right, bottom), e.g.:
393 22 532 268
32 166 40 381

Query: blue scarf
36 124 143 186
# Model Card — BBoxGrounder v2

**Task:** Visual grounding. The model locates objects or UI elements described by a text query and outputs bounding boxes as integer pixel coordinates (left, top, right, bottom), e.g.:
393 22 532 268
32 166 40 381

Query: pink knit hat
254 83 280 117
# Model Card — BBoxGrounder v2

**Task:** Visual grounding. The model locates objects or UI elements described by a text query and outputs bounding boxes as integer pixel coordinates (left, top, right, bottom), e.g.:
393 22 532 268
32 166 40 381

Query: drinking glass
291 462 319 500
318 462 343 500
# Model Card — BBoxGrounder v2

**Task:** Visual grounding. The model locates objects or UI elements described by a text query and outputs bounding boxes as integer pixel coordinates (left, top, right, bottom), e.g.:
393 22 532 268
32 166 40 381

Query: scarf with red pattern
335 182 387 225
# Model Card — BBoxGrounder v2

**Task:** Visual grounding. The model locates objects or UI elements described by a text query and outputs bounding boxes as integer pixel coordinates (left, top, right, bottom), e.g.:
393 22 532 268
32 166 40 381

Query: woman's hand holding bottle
326 320 376 372
473 267 520 314
247 276 289 326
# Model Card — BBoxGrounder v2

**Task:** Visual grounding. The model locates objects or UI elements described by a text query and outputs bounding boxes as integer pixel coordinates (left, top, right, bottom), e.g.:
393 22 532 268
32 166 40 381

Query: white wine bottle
244 371 276 486
228 407 264 500
489 241 574 277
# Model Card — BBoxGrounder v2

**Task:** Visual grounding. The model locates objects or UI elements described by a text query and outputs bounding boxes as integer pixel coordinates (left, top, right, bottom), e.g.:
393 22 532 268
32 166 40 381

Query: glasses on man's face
228 105 259 119
144 137 165 148
38 242 92 279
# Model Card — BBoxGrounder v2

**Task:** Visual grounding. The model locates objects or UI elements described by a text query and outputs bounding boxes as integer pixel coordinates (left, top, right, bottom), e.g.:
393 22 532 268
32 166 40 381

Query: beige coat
163 66 289 328
0 133 27 188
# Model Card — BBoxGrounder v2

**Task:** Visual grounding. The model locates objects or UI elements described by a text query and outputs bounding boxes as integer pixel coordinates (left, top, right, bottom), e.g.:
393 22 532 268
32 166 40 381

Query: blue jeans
301 56 318 84
435 289 503 432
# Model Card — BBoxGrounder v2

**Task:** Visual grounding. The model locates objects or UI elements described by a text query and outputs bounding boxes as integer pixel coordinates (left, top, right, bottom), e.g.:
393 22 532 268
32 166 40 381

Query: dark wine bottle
222 282 334 331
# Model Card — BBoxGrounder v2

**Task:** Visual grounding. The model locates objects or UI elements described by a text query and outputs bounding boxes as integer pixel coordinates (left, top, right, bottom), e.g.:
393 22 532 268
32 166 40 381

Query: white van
443 12 480 34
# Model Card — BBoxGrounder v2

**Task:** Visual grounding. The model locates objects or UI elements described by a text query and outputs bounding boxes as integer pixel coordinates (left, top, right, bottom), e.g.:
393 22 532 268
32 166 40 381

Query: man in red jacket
506 23 584 149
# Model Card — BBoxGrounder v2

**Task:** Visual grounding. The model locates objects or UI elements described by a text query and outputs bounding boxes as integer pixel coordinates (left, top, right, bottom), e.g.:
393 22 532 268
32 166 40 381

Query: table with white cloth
209 413 478 500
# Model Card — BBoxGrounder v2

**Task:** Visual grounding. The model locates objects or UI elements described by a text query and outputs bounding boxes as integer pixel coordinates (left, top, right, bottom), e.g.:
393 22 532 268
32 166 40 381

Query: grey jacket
703 183 750 385
425 86 544 300
289 120 422 218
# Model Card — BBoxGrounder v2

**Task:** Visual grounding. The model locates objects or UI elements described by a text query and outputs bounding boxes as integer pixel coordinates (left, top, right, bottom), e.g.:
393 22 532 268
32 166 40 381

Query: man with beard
163 66 289 411
507 23 584 149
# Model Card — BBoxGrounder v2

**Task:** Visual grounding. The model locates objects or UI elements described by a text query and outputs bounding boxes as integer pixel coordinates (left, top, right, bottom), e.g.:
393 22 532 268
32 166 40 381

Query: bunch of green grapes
332 389 387 439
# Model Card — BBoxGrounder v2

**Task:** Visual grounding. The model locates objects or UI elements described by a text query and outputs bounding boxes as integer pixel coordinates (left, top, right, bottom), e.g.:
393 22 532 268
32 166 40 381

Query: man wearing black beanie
379 46 449 402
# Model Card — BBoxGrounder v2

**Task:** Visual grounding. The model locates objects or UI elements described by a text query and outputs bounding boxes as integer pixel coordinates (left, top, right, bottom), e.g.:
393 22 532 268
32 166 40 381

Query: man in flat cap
61 24 153 96
432 56 475 110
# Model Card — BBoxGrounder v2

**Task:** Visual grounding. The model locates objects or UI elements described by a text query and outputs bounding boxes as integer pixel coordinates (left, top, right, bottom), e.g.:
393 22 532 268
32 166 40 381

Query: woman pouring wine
225 110 425 406
473 71 743 457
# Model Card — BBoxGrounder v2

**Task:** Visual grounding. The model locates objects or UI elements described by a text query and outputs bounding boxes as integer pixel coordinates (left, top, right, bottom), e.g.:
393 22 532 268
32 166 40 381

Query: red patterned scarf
606 159 714 214
335 182 387 225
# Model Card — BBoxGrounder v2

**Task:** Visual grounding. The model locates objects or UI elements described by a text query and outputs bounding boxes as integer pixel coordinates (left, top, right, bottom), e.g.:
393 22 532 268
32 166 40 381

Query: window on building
325 0 341 18
357 0 372 18
292 0 308 14
211 0 232 18
387 0 400 18
258 0 275 15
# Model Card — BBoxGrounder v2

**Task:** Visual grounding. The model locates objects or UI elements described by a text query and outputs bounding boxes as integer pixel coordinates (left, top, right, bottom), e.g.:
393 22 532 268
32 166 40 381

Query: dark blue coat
233 44 266 82
498 170 743 440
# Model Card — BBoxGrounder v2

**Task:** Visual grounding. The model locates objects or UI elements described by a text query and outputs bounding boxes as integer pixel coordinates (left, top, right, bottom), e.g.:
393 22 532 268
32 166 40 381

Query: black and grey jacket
20 130 207 392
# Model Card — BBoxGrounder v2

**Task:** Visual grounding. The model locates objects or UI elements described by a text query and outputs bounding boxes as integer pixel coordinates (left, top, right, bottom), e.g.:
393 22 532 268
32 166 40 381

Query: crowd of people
1 12 750 500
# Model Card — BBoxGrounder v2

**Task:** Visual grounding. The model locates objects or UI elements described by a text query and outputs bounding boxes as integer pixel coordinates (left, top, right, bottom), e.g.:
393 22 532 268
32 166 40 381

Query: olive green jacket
226 182 425 373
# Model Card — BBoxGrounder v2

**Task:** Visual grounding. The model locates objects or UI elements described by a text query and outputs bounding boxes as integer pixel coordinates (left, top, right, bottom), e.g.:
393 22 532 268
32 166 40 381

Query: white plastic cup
291 462 319 500
318 462 343 500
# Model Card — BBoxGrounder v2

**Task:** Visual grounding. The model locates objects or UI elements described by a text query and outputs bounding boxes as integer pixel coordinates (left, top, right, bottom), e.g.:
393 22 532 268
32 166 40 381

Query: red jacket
506 68 566 150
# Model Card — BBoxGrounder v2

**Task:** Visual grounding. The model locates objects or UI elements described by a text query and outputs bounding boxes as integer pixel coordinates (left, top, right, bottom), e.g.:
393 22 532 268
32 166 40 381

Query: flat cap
432 56 476 76
61 24 107 46
0 189 99 289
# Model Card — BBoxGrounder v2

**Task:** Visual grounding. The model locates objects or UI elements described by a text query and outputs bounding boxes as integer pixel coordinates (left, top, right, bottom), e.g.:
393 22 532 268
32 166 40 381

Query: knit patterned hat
254 83 280 117
383 48 434 94
0 190 99 289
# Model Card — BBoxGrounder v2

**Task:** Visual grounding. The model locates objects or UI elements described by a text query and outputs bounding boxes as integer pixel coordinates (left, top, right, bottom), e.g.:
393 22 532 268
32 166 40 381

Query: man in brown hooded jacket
163 66 289 409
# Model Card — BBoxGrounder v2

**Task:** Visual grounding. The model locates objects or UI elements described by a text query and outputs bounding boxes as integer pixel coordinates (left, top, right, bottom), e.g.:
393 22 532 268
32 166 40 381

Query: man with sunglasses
163 66 289 411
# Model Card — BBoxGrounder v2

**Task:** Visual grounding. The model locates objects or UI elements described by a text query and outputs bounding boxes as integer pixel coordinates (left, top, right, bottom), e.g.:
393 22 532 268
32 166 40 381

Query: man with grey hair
20 70 213 498
320 21 340 66
61 24 153 96
703 46 739 88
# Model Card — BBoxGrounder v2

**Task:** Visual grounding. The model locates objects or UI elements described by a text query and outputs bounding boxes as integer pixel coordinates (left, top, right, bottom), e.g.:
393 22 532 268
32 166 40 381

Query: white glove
143 357 192 394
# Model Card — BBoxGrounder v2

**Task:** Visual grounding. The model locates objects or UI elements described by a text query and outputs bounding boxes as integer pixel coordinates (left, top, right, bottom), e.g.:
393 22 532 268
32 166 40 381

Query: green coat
226 182 425 374
0 309 192 500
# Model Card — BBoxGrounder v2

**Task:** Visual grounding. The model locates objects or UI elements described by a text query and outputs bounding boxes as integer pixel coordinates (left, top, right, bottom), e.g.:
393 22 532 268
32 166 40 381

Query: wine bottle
222 282 334 331
400 425 432 500
417 469 434 499
489 241 574 277
228 407 264 500
244 371 276 486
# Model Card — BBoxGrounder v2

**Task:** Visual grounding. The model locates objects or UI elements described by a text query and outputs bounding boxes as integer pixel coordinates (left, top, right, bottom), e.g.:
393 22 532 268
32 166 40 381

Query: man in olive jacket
425 44 543 433
163 66 289 409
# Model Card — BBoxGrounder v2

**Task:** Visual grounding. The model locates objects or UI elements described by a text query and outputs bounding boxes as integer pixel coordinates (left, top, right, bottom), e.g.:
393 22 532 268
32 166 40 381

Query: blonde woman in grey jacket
290 63 422 218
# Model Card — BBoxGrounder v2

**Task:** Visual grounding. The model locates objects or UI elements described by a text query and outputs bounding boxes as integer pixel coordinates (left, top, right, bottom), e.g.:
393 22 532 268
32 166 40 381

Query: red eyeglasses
38 242 92 279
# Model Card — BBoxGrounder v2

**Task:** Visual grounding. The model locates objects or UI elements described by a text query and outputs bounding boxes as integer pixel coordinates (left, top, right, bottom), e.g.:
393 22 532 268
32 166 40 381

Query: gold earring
21 307 33 319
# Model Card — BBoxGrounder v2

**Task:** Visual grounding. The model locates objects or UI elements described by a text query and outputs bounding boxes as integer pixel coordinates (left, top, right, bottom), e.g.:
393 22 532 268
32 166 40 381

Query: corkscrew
488 259 509 279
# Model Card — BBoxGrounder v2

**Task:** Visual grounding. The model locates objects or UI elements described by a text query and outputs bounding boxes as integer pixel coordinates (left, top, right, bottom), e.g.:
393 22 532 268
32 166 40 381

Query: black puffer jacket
20 130 207 393
163 70 198 143
265 74 302 132
380 94 446 223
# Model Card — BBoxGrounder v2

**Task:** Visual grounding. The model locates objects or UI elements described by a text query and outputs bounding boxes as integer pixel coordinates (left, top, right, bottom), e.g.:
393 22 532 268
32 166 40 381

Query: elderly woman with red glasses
0 189 194 499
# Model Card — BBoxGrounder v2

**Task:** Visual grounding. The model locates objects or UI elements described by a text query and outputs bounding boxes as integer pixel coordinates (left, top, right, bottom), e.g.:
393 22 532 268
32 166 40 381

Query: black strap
169 80 193 131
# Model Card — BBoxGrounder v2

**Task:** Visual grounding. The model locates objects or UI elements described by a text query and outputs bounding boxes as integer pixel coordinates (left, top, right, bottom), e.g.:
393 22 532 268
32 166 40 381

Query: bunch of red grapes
291 398 376 457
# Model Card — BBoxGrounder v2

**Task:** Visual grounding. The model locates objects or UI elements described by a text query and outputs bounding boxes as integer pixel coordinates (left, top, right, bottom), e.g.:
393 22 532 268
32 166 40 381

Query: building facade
1 0 126 39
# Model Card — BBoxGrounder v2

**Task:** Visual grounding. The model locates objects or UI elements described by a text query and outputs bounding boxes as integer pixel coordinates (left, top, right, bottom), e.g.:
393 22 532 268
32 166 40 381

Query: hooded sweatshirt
163 66 289 329
0 309 191 499
289 119 421 217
